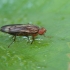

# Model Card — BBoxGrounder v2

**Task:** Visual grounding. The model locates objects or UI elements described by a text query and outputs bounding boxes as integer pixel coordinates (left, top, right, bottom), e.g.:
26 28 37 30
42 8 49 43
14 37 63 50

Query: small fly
0 24 46 48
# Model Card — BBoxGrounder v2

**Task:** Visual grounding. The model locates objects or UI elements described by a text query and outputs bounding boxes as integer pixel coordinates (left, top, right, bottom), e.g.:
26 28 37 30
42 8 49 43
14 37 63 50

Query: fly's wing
0 24 23 33
6 24 39 34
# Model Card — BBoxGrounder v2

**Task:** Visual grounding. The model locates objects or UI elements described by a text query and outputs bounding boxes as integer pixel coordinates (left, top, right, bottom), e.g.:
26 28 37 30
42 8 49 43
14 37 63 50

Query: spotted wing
1 24 39 34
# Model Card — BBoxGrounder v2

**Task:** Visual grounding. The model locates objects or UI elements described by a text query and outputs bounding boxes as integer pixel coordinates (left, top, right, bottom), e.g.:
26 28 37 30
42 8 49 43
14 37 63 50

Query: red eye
38 28 46 35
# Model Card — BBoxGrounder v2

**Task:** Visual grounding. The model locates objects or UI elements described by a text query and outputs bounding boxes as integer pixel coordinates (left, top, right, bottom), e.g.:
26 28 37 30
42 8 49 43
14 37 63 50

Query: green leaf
0 0 70 70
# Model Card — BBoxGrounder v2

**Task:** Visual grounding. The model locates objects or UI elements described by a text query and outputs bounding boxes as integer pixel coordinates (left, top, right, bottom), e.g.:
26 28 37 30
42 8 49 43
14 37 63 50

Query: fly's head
38 27 46 35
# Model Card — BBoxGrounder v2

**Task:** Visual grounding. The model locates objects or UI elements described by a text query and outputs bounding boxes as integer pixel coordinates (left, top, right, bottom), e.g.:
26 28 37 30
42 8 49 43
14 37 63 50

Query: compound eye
38 28 46 35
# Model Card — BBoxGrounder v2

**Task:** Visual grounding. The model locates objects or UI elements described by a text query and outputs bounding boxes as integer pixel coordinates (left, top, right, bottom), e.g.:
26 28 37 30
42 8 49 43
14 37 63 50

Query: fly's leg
8 36 16 48
27 36 30 43
31 36 35 44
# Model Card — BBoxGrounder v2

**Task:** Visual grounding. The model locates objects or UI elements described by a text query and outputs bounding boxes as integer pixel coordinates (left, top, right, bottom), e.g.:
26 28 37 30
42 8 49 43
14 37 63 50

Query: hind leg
8 35 16 48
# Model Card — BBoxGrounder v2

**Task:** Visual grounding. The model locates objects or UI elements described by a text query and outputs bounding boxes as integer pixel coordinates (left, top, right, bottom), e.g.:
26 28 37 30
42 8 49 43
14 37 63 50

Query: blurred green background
0 0 70 70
